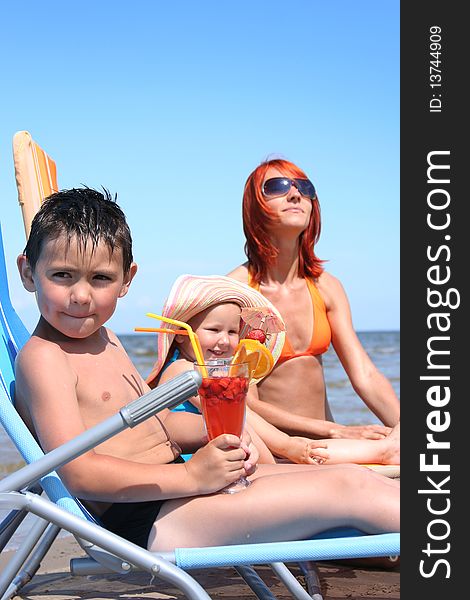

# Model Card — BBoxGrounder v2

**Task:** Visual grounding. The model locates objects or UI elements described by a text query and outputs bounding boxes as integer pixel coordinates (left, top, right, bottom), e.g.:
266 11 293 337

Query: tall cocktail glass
195 358 251 494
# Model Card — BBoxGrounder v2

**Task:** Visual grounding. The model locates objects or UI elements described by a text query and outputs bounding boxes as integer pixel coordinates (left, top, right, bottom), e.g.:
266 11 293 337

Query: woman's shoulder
226 262 249 283
315 270 348 307
316 270 341 288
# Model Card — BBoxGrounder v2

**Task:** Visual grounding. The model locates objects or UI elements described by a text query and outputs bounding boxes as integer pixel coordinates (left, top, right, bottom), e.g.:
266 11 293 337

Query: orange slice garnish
231 338 274 380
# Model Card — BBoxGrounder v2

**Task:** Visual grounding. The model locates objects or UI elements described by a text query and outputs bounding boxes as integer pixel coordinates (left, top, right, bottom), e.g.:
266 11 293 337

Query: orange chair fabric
13 131 58 239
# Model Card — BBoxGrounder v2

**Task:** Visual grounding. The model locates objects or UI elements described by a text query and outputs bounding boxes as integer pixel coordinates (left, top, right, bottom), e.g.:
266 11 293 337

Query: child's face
18 234 136 339
178 303 241 361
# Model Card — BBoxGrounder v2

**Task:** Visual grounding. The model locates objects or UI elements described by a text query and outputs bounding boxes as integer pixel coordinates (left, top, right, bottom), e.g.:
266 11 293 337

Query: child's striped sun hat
145 274 286 388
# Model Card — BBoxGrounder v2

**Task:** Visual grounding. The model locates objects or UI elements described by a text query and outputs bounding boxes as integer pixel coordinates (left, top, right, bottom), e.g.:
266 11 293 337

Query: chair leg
270 562 322 600
298 561 323 600
0 520 60 600
0 515 48 598
0 509 29 552
0 485 43 552
234 565 278 600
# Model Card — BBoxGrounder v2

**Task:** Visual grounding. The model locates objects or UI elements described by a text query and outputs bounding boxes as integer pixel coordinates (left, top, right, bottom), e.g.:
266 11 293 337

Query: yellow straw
145 313 208 378
135 327 189 335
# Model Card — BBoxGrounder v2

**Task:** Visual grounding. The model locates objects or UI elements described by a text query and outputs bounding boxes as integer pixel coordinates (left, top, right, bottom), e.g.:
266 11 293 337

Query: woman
228 158 400 440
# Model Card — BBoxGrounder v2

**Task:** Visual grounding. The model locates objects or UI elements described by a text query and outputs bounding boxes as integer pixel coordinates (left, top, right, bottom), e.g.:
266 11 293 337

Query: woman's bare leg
149 463 399 551
313 422 400 465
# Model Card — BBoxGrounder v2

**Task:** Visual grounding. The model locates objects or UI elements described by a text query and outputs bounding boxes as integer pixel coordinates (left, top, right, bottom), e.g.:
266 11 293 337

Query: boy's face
178 303 241 361
18 234 136 339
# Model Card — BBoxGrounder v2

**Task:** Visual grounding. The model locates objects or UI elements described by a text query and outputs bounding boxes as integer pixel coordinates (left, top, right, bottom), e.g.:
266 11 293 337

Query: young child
15 187 399 553
145 274 329 464
147 274 400 467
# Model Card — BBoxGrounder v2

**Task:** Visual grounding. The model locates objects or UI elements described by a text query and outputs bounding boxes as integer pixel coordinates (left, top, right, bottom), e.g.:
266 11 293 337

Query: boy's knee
342 463 368 475
340 464 375 489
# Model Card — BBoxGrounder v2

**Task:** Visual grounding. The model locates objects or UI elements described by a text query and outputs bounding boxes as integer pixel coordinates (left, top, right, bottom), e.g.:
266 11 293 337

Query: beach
0 332 400 598
0 534 400 599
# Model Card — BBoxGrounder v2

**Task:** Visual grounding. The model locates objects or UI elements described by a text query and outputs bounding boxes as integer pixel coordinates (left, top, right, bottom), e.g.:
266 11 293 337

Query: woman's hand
184 434 250 494
329 424 391 440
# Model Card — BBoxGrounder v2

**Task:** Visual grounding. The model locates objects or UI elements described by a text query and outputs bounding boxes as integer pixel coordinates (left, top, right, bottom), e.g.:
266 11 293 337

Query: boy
15 187 399 552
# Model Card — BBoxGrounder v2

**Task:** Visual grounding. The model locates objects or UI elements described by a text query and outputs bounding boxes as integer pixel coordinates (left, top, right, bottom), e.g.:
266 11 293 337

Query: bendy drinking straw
135 327 189 335
137 313 208 378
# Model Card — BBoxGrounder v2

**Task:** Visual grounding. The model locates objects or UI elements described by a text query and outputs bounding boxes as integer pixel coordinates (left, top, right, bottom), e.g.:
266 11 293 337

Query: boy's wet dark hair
24 187 133 273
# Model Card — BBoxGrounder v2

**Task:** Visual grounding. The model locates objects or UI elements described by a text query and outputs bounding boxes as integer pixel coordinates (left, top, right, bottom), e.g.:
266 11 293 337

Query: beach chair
12 130 58 240
2 132 400 599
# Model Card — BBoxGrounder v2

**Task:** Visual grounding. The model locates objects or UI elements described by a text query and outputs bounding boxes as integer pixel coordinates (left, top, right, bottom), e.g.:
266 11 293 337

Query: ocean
0 331 399 548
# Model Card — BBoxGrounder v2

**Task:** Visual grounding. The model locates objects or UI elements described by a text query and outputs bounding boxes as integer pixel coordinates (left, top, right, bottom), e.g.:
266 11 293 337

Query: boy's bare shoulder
15 336 77 403
105 327 124 346
16 334 74 378
14 335 77 431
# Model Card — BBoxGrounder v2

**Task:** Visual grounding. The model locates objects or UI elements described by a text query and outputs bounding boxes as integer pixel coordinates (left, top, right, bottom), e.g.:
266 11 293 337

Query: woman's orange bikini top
248 274 331 364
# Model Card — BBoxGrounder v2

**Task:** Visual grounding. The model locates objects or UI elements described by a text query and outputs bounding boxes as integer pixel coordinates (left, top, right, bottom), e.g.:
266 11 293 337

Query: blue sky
0 1 399 334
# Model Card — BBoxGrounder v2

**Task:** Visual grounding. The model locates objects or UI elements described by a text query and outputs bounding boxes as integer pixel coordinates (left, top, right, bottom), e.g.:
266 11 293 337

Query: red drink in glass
198 376 248 439
195 359 251 493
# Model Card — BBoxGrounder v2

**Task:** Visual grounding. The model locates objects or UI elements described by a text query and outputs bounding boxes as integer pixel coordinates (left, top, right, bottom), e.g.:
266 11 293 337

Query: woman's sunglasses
262 177 316 200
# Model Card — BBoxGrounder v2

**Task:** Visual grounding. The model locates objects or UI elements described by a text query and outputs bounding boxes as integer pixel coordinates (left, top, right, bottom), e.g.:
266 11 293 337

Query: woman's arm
246 383 386 439
319 272 400 427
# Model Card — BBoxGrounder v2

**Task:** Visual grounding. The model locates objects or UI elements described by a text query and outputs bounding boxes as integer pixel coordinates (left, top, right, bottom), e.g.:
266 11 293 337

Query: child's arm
245 388 329 464
157 358 207 447
246 405 329 465
159 358 260 472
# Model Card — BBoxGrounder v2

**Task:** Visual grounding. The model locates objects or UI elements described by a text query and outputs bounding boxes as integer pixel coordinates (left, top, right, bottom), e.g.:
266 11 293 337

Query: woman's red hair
242 159 324 284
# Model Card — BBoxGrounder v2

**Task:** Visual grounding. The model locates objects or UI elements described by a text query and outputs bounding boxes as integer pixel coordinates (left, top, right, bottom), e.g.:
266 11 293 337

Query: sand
0 535 400 599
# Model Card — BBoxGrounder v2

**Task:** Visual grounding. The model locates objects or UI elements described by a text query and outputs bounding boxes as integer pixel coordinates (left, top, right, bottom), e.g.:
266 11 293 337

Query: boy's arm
15 339 243 500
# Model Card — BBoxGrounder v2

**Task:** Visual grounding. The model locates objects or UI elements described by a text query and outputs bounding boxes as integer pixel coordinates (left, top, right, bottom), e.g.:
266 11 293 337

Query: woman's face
262 166 313 234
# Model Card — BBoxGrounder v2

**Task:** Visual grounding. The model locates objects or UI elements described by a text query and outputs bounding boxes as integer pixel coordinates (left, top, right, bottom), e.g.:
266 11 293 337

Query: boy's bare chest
69 346 172 460
69 344 146 422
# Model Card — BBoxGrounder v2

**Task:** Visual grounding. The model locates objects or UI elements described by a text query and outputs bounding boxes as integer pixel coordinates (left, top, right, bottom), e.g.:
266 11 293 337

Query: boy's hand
184 434 250 494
